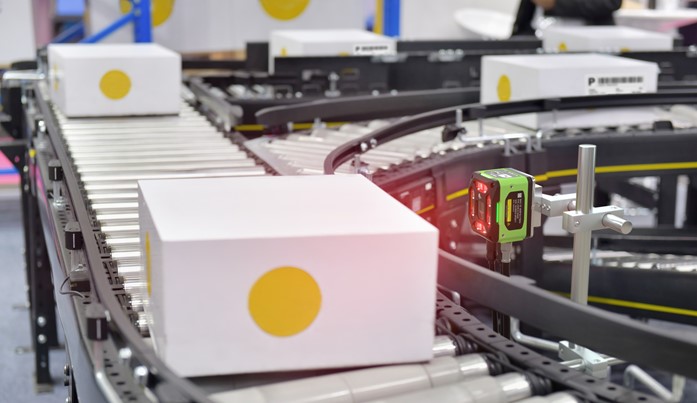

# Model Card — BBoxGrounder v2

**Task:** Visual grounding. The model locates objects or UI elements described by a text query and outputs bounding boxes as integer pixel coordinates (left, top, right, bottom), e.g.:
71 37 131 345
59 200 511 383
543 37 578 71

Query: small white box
0 0 36 66
481 54 659 129
47 43 180 117
543 26 673 53
269 29 396 73
138 175 438 377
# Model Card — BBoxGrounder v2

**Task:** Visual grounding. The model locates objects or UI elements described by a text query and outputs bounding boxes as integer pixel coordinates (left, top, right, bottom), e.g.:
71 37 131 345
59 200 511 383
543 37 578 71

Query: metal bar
657 175 678 226
570 145 596 306
510 317 558 352
132 0 152 43
71 148 241 159
80 11 135 43
27 170 56 390
438 250 697 378
52 21 85 44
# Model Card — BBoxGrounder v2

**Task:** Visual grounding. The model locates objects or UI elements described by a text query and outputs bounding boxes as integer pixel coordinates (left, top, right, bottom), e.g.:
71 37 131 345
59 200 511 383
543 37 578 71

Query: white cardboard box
480 54 659 129
269 29 396 73
543 26 673 53
47 43 180 117
138 175 439 377
0 0 36 66
87 0 364 54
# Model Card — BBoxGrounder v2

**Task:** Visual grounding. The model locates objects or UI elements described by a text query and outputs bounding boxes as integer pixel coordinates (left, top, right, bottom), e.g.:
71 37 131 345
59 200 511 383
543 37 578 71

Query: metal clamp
562 206 631 234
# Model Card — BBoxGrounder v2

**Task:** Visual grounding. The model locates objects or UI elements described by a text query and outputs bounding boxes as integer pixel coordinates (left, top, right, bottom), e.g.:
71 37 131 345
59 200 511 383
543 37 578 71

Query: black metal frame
1 135 60 392
435 291 662 402
12 76 697 401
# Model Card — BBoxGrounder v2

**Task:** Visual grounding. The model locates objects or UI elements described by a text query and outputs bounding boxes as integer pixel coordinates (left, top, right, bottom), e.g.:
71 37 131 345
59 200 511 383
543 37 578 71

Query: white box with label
543 26 673 53
481 54 659 129
138 175 438 377
47 43 180 117
269 29 396 73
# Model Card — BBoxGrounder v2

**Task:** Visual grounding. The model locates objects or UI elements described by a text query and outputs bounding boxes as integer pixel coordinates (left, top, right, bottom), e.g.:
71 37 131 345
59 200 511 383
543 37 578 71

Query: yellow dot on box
100 69 131 100
497 74 511 102
249 266 321 337
558 42 568 52
145 232 152 297
260 0 310 21
120 0 174 27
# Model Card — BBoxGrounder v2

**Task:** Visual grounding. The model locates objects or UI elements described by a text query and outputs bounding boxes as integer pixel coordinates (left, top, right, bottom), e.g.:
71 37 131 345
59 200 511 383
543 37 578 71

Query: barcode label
597 76 643 85
586 75 646 96
353 43 394 56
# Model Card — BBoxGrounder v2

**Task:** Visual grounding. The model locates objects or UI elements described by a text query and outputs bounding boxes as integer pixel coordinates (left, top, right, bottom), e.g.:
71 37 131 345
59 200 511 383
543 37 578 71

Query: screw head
37 334 47 344
37 316 46 327
134 366 149 386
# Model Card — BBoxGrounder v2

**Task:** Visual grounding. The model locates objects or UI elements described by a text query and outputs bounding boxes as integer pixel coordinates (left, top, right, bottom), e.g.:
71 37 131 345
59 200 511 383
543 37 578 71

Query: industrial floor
0 184 695 402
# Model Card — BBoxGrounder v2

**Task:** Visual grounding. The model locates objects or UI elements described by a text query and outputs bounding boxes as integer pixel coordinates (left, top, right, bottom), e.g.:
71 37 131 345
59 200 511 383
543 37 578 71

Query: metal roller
53 101 267 334
367 373 532 403
209 354 492 403
72 148 242 159
517 393 579 403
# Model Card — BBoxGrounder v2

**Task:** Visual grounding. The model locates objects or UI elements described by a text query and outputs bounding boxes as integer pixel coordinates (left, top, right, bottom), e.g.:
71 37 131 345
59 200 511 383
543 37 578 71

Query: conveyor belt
53 101 267 333
21 81 682 402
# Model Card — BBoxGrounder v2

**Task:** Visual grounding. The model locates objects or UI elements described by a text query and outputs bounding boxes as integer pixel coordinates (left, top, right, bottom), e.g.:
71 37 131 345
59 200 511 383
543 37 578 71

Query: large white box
87 0 364 54
481 54 659 129
269 29 396 73
0 0 36 66
47 43 180 117
543 26 673 53
138 175 439 377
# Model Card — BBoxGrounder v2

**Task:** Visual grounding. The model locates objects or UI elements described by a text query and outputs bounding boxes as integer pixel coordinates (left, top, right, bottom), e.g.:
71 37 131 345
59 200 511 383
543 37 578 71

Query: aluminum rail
255 87 480 126
324 90 697 174
437 250 697 379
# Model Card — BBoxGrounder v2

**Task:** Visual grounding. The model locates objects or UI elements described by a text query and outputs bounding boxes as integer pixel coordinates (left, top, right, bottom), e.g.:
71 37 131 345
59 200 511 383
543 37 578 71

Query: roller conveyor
51 100 267 330
10 72 697 403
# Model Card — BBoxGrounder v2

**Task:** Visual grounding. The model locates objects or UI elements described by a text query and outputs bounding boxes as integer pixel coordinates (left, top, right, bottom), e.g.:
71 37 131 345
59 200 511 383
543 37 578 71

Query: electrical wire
58 276 86 299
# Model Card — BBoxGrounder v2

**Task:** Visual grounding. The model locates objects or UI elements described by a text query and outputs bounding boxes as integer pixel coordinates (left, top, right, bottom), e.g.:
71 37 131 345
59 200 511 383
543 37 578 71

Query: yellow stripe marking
448 161 697 202
446 188 469 202
234 122 347 132
556 292 697 318
416 205 435 215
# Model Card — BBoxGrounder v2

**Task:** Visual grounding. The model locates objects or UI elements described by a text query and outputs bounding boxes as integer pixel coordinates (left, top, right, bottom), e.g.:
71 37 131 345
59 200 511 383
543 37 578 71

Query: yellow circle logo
260 0 310 21
120 0 175 27
558 42 568 52
249 266 321 337
497 75 511 102
99 70 131 100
